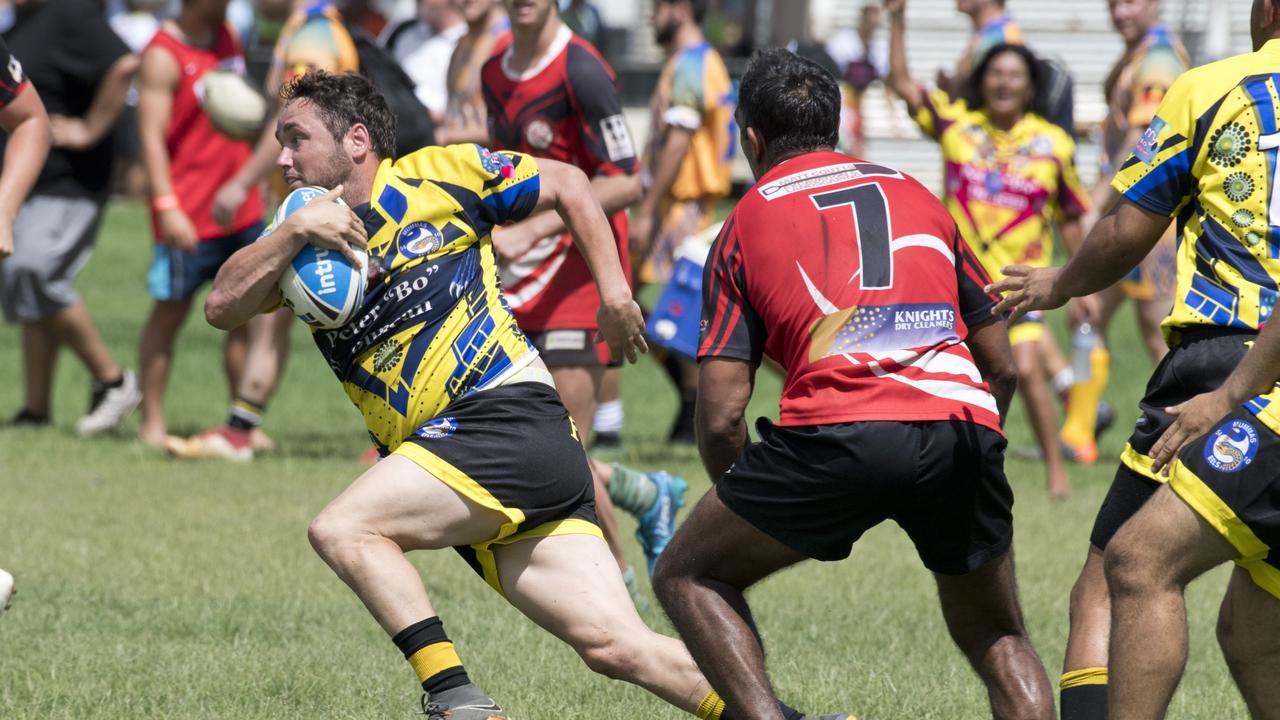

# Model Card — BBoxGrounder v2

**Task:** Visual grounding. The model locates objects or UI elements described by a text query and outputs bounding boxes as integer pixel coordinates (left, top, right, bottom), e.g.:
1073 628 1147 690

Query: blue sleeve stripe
1122 147 1192 217
481 175 541 224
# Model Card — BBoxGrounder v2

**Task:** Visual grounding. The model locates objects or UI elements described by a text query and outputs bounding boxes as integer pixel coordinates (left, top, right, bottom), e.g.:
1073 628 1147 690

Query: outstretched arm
884 0 925 113
0 83 50 258
527 158 647 363
988 199 1169 321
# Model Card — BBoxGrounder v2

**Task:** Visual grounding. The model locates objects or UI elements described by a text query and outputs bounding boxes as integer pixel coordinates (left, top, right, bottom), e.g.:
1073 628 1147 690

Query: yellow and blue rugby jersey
1113 39 1280 341
915 96 1088 281
307 144 541 453
645 41 735 202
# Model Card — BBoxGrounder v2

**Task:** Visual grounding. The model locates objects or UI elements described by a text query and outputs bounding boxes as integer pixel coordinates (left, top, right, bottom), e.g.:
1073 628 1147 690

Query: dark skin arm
1150 317 1280 474
987 199 1171 321
966 316 1018 423
696 357 758 480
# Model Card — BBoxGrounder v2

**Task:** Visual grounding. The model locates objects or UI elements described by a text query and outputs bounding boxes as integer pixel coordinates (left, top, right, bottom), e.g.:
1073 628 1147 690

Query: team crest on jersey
1203 418 1259 473
1134 116 1166 165
415 417 458 439
397 221 445 259
524 119 554 151
477 146 517 178
372 338 404 373
7 55 21 84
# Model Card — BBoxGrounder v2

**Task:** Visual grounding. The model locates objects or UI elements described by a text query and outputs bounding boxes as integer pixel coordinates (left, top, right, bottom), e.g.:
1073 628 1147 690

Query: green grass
0 200 1244 718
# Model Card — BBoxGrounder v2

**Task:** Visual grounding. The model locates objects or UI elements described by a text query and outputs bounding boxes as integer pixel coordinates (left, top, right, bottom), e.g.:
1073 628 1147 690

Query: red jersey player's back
480 25 636 334
699 151 1003 432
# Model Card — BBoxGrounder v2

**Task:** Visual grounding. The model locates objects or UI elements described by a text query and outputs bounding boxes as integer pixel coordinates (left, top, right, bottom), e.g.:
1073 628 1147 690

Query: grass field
0 201 1244 718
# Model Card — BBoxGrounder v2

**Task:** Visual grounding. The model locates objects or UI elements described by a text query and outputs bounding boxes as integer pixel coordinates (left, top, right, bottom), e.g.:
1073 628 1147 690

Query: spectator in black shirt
0 0 142 435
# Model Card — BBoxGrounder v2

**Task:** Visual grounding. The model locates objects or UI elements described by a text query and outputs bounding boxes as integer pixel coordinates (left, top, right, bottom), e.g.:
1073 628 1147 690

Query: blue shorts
148 222 264 301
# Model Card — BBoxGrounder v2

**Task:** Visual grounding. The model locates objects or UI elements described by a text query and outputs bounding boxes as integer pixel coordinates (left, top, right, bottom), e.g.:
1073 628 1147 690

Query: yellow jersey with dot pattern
307 144 541 453
1113 39 1280 341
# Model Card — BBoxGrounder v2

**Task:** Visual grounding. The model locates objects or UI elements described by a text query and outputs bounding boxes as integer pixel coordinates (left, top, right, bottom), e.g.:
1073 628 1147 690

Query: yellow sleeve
1111 71 1197 218
913 87 965 141
394 144 543 226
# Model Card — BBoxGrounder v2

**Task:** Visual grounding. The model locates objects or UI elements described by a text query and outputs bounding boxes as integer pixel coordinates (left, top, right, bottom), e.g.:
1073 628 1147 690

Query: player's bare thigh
312 454 513 551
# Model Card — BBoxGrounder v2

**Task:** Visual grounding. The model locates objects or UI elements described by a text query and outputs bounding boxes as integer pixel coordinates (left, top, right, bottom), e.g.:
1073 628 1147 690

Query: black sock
227 398 265 431
392 617 471 695
1061 678 1107 720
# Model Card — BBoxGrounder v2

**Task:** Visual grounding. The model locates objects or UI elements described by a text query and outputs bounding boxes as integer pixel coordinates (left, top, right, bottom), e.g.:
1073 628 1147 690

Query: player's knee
1102 535 1162 598
576 633 641 681
307 511 359 561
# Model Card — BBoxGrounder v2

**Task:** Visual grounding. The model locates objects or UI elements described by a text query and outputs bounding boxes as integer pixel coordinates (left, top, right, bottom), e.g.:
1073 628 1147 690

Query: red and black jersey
700 151 1004 433
0 37 28 109
481 25 636 334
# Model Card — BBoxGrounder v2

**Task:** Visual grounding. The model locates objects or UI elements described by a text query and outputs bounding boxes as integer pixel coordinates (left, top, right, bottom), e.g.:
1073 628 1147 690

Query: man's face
1108 0 1160 44
503 0 555 32
276 99 355 191
652 0 681 47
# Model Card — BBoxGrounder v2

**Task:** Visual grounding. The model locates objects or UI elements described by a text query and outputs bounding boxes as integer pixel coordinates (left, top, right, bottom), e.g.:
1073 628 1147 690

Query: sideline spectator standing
885 0 1090 498
653 47 1051 720
627 0 734 444
0 0 141 435
134 0 268 450
383 0 467 122
0 30 51 615
1056 1 1189 472
168 0 359 460
436 0 507 146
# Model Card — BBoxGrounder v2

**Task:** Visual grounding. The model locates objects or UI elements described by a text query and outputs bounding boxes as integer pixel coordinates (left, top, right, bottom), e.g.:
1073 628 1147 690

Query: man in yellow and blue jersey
623 0 735 445
991 3 1280 714
201 71 834 720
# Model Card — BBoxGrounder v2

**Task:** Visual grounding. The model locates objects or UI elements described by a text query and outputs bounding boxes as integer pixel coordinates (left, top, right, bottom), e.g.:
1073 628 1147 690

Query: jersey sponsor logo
759 162 902 201
808 302 958 360
544 329 586 351
7 56 21 84
1134 116 1166 165
397 221 445 259
477 146 517 178
524 119 554 151
1204 418 1259 473
414 416 458 439
600 114 635 162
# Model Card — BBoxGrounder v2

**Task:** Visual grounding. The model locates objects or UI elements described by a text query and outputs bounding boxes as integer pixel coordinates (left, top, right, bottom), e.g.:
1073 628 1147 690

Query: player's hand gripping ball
274 186 369 329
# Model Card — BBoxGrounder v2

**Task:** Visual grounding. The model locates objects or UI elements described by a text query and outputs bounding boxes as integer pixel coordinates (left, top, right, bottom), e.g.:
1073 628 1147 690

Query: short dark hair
280 71 397 159
659 0 707 23
964 43 1051 119
737 48 840 159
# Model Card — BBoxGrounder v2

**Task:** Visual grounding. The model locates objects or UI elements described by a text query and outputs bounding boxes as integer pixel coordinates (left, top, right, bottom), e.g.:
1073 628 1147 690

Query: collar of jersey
501 24 572 82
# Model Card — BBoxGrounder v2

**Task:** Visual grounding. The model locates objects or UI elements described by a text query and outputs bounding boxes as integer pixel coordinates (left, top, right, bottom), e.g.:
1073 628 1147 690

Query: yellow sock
695 690 727 720
1061 347 1111 448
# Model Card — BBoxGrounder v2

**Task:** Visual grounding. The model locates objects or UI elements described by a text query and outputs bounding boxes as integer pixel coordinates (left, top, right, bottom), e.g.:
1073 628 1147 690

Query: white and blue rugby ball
274 186 368 330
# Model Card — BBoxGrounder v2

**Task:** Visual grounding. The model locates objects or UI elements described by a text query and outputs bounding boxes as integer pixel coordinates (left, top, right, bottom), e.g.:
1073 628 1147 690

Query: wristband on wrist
152 194 180 212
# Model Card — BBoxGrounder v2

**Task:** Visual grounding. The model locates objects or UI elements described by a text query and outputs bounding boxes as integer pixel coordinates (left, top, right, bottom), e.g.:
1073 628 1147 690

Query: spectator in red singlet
653 48 1055 720
135 0 268 450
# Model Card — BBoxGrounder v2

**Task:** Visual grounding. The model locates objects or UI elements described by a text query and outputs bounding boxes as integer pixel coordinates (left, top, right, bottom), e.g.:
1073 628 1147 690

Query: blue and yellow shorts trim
391 381 600 595
1168 408 1280 600
1007 310 1045 346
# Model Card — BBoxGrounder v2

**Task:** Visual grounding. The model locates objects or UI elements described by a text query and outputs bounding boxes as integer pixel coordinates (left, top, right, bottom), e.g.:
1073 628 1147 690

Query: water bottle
1072 323 1097 383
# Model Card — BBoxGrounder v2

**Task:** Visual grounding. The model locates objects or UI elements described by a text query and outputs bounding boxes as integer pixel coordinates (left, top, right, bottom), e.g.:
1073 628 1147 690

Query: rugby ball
274 186 368 329
201 69 267 141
